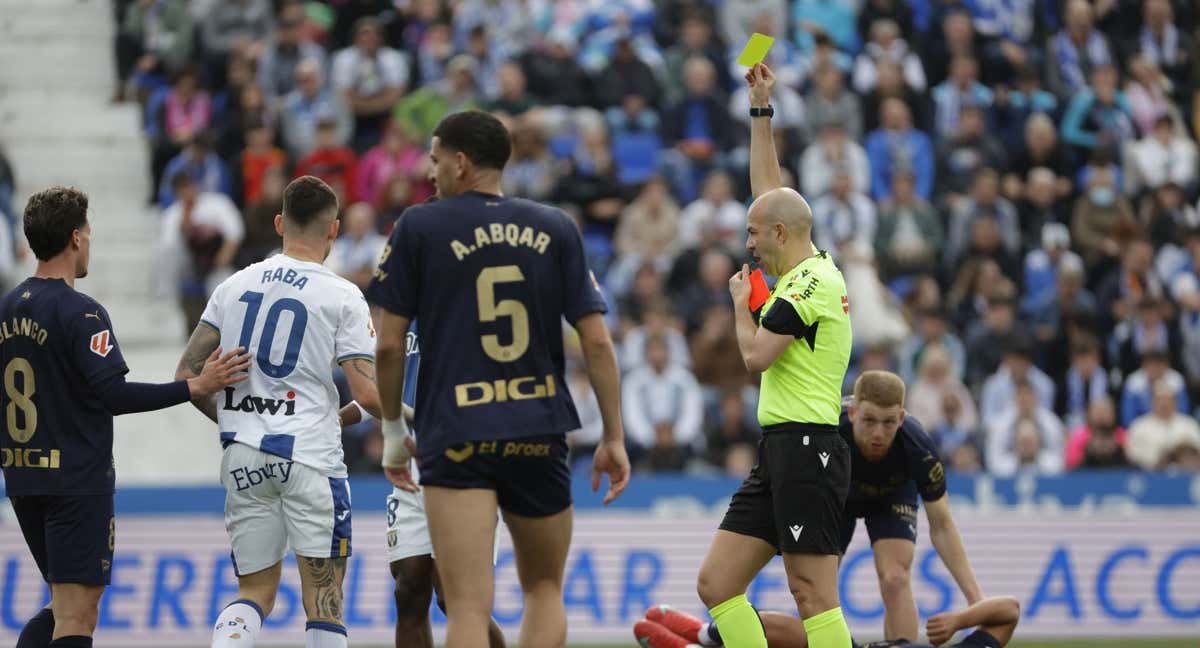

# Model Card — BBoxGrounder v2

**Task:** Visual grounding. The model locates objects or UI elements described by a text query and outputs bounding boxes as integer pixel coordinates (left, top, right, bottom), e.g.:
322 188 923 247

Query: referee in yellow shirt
695 63 854 648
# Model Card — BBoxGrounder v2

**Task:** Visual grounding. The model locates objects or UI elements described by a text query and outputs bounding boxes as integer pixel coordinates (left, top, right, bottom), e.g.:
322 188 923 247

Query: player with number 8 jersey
1 187 249 647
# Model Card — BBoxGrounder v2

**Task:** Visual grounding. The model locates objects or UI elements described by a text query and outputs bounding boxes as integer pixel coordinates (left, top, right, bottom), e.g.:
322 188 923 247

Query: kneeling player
638 371 981 647
634 595 1020 648
835 371 982 640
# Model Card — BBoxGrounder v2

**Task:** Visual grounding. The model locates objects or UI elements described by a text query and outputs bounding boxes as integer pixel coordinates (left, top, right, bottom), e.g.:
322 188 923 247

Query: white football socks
305 621 348 648
211 599 263 647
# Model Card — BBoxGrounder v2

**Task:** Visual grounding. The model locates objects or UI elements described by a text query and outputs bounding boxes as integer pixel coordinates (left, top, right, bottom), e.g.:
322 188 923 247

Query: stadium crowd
101 0 1200 478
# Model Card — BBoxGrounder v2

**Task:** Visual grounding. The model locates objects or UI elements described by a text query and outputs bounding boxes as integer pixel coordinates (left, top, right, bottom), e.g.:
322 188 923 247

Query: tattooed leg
296 556 347 623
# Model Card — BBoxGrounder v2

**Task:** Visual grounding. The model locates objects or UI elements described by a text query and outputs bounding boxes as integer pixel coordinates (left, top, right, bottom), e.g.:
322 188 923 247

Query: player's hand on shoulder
592 438 631 505
925 610 959 646
187 347 251 398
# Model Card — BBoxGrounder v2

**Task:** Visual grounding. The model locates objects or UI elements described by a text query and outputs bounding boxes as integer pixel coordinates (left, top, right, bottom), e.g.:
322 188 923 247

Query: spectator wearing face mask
1070 166 1135 272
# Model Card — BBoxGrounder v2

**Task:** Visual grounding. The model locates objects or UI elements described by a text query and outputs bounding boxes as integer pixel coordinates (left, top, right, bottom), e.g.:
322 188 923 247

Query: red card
748 268 770 311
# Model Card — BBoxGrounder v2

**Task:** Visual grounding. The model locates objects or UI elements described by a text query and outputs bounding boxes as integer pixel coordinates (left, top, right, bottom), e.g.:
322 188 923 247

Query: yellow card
736 33 775 67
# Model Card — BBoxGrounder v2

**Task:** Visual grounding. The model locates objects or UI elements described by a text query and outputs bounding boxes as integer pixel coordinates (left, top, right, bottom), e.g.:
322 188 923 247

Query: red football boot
645 605 705 644
634 619 700 648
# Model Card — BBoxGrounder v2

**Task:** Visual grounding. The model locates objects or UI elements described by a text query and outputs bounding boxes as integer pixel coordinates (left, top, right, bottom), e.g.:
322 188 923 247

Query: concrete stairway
0 0 221 484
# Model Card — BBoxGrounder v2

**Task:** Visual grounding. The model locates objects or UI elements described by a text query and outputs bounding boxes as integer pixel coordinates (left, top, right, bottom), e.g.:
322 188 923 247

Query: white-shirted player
360 320 506 648
175 176 382 648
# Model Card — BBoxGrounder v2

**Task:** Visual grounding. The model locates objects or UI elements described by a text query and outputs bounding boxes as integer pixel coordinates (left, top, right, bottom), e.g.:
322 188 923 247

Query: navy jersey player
369 110 629 648
2 187 248 648
837 371 982 641
377 321 507 648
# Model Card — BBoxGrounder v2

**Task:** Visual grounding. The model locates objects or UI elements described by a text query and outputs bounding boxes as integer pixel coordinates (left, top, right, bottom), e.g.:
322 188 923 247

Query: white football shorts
385 488 501 564
385 487 434 563
220 442 352 576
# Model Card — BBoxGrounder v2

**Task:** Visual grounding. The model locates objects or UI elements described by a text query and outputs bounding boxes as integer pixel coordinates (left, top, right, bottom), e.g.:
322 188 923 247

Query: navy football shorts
719 424 851 556
11 493 115 586
840 480 920 552
419 434 571 517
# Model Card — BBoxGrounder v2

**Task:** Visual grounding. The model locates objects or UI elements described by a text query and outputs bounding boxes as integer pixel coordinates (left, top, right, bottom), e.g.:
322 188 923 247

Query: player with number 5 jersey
369 110 630 648
175 176 383 648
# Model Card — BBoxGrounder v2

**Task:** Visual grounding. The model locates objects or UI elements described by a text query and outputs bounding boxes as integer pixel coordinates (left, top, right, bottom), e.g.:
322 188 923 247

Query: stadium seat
612 131 662 185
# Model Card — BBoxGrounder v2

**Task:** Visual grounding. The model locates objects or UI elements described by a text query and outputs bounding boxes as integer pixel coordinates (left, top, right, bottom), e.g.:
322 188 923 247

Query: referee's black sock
48 637 91 648
16 607 54 648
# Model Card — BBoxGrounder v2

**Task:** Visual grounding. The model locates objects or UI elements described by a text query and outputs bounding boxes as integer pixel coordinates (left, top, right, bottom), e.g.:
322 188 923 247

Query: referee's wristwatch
749 104 774 118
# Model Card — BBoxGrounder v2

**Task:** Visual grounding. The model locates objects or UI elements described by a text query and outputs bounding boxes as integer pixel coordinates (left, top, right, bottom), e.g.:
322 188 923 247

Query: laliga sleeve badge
90 330 113 357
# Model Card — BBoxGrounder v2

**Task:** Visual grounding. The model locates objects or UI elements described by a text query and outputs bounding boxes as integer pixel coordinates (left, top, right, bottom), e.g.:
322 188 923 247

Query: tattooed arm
174 323 224 422
338 357 382 426
297 556 346 623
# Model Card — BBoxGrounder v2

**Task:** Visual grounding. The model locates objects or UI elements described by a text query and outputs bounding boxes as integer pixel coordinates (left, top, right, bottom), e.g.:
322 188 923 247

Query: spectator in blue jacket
865 97 935 201
793 0 860 55
1121 350 1190 427
931 55 994 140
158 134 232 207
1045 0 1113 97
1060 65 1134 160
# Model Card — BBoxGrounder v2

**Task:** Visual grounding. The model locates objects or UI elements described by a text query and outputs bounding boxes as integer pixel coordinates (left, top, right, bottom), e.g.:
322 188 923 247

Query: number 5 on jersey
477 266 528 362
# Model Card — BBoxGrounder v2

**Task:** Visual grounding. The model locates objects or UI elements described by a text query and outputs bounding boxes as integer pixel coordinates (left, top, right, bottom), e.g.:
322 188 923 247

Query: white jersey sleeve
199 278 228 333
207 256 371 477
335 292 376 364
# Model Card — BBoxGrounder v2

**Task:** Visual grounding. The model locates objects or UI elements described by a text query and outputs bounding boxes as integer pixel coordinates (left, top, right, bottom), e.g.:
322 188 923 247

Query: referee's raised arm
746 63 784 198
692 65 856 648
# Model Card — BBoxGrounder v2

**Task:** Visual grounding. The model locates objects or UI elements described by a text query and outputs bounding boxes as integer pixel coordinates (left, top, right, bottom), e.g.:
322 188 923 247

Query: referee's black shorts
719 423 851 555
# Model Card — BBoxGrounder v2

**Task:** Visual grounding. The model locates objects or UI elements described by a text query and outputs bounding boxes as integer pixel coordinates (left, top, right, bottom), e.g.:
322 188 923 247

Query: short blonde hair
853 370 906 408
